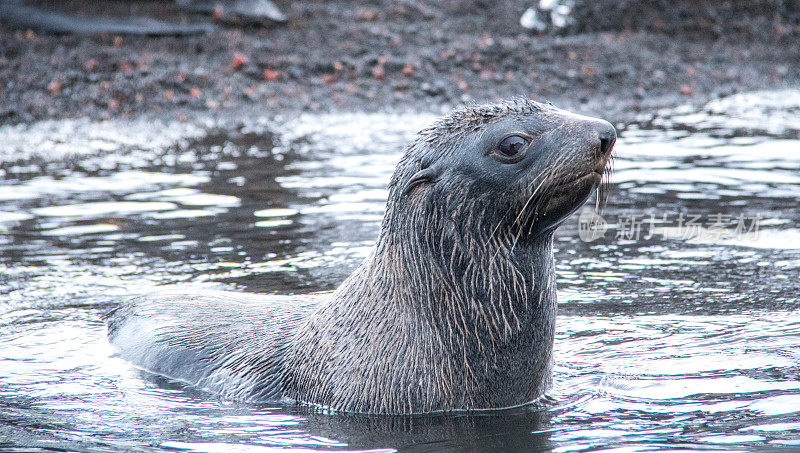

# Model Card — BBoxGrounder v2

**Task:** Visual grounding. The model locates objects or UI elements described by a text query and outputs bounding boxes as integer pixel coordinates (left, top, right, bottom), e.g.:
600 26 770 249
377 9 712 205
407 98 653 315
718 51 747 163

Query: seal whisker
595 154 614 215
510 151 571 253
521 149 573 231
486 204 516 246
490 166 552 263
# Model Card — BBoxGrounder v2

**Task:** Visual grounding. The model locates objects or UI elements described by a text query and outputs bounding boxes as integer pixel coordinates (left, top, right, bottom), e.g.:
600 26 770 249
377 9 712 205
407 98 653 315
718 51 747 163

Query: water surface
1 91 799 451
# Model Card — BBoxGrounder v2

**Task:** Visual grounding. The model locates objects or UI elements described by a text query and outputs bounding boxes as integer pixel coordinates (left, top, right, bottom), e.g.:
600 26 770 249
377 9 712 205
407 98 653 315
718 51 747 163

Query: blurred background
1 0 799 123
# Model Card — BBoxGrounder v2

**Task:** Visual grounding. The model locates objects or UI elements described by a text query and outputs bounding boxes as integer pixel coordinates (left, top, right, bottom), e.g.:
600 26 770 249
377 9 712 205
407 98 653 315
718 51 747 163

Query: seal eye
495 135 528 162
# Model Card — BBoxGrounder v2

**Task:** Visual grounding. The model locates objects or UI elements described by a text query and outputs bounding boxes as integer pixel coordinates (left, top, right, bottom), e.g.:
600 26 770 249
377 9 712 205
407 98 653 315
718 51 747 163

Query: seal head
391 99 615 247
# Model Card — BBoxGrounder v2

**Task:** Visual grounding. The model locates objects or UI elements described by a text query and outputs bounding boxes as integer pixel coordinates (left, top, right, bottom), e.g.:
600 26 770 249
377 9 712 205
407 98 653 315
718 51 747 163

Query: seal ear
403 166 439 196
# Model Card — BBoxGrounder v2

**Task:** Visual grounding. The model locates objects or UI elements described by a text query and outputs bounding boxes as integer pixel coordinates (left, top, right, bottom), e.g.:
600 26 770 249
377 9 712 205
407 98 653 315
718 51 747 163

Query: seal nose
596 120 617 157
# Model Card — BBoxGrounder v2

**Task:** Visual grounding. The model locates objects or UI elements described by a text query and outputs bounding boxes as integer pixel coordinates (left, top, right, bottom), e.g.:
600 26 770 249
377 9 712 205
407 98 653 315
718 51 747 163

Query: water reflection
0 92 799 451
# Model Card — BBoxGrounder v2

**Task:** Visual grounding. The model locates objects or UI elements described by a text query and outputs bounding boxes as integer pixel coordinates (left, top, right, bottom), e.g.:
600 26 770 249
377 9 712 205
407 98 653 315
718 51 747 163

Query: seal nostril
597 122 617 157
599 137 613 156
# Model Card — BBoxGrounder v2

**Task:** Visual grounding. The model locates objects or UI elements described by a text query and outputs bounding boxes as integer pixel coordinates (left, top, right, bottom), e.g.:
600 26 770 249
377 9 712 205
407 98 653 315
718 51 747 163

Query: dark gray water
1 91 799 452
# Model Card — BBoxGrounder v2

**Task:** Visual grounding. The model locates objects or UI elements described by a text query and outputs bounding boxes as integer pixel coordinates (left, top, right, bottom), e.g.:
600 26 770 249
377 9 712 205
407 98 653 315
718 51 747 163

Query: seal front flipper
106 290 321 401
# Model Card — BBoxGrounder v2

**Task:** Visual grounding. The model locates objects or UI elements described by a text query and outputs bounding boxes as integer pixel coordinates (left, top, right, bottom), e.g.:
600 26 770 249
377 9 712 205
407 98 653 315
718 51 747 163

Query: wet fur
107 98 613 414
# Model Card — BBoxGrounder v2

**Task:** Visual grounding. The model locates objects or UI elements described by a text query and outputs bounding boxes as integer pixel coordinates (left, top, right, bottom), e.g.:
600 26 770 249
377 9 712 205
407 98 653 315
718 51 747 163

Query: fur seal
107 98 615 415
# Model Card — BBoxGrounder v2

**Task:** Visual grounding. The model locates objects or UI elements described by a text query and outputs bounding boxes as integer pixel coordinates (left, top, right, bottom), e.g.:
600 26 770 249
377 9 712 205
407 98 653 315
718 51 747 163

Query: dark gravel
1 0 799 126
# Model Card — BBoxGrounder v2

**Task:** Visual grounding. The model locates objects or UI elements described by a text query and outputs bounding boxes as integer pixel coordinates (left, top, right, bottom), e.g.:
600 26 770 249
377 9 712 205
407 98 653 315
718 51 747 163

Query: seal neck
308 190 559 411
356 200 556 348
